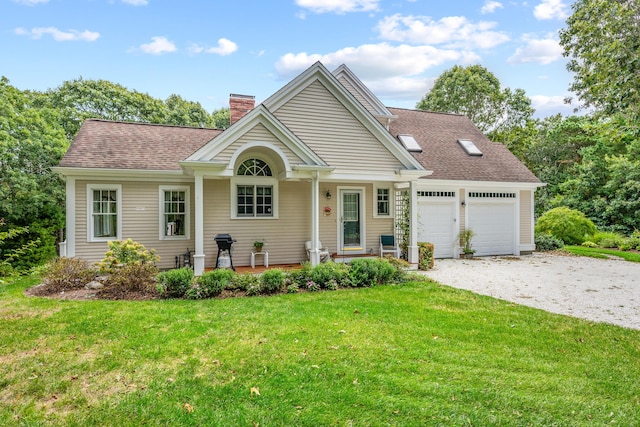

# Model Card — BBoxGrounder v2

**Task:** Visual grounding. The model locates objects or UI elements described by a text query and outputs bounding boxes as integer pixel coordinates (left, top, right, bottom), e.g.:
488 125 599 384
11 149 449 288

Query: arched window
237 158 272 176
235 158 275 218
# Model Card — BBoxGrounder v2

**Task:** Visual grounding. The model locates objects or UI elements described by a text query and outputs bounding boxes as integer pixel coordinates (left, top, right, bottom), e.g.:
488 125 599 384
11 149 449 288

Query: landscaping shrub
581 241 598 248
590 231 624 247
311 261 349 289
228 272 260 292
619 231 640 251
535 233 564 251
260 268 286 294
187 269 234 299
105 263 158 293
99 239 159 273
42 257 97 291
157 267 193 298
417 242 435 270
349 258 379 287
535 207 596 245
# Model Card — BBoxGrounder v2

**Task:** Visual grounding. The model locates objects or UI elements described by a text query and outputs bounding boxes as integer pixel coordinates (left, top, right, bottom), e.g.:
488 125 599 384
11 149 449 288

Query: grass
1 276 640 426
564 246 640 262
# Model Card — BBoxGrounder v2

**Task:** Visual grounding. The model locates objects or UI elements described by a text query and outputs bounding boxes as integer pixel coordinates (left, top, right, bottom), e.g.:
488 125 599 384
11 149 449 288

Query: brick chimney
229 94 255 125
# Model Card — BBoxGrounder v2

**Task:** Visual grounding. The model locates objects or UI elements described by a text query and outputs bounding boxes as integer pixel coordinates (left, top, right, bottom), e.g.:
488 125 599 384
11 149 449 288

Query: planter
463 252 475 259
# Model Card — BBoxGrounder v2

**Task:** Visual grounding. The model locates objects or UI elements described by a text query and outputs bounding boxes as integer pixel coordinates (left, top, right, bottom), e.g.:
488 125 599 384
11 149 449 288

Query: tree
560 0 640 118
416 65 534 139
0 77 69 268
211 107 230 129
164 94 216 128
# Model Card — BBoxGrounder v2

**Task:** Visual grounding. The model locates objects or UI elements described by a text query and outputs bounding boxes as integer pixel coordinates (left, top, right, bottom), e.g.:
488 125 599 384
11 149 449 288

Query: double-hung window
233 158 277 218
160 186 190 239
375 187 391 217
87 184 121 242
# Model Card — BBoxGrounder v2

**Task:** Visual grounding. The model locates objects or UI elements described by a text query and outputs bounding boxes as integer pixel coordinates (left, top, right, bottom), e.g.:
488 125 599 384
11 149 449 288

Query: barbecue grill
214 234 236 270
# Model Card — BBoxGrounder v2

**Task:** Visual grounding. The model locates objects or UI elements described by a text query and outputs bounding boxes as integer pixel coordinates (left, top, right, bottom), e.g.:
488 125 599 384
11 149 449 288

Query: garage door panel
468 203 515 256
418 202 456 258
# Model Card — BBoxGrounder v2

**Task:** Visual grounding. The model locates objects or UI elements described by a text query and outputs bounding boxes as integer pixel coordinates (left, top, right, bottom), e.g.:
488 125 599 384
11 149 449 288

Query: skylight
458 139 483 156
398 134 422 152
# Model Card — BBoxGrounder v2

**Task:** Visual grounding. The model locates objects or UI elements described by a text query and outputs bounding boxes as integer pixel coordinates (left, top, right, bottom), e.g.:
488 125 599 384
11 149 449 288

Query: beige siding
336 76 378 116
203 179 312 267
273 80 404 173
520 190 532 245
215 123 303 167
74 180 195 269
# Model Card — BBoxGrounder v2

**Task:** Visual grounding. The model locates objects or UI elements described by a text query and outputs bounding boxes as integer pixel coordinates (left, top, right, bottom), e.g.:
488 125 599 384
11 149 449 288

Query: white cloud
139 36 177 54
530 95 568 112
295 0 379 14
12 0 48 5
481 1 503 14
15 26 100 41
189 38 238 56
364 76 434 101
376 14 509 49
508 37 563 64
122 0 148 5
275 43 468 80
534 0 569 20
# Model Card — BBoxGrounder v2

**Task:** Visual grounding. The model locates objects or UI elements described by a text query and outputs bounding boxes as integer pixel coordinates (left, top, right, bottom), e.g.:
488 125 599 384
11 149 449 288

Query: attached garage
417 191 457 258
466 192 517 256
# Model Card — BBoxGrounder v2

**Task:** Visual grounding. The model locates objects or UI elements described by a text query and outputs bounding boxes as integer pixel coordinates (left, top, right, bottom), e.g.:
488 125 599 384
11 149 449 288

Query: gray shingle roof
387 107 541 183
59 119 222 171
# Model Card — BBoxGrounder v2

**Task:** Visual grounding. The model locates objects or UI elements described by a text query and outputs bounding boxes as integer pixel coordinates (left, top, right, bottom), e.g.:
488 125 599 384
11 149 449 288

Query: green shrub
590 231 624 246
287 262 312 287
581 241 598 248
157 267 193 298
42 257 97 291
187 269 235 299
105 263 158 293
286 282 299 293
349 258 379 287
535 207 596 245
535 233 564 251
417 242 435 270
227 272 257 291
311 262 349 289
99 239 159 273
260 269 286 294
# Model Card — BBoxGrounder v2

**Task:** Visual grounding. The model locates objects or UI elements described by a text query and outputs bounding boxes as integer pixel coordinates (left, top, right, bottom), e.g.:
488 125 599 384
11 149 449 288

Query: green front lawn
1 276 639 426
564 245 640 262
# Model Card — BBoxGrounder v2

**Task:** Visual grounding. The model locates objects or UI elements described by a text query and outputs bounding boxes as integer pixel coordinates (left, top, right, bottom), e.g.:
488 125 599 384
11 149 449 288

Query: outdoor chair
305 240 330 262
379 234 400 258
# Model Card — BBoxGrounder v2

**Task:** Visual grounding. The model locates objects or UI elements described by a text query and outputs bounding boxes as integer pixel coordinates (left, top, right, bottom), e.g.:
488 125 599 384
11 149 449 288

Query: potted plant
253 240 265 252
459 229 475 259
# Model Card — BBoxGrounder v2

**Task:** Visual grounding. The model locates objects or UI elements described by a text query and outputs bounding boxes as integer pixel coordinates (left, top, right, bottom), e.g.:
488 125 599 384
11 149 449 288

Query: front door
340 189 364 253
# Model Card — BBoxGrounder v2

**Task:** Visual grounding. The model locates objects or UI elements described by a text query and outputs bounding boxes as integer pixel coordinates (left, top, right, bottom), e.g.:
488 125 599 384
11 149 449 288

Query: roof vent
398 134 422 152
458 139 483 157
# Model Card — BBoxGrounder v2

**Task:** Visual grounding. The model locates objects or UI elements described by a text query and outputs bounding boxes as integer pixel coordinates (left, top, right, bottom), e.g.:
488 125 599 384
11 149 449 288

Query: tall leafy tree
416 65 534 139
560 0 640 118
164 94 216 128
0 77 68 268
211 107 230 129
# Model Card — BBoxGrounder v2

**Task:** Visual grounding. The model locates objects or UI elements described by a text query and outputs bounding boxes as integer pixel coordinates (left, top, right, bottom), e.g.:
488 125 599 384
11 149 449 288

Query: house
54 62 542 275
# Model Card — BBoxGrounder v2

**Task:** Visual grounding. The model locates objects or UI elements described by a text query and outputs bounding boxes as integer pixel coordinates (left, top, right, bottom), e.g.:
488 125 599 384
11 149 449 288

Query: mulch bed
25 282 159 301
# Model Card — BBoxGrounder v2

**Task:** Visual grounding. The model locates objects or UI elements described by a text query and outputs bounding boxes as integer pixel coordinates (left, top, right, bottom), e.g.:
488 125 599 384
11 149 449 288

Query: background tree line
2 0 638 272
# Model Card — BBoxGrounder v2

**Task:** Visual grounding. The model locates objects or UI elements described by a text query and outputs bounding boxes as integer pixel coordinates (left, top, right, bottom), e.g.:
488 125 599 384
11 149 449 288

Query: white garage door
467 202 515 256
418 201 456 258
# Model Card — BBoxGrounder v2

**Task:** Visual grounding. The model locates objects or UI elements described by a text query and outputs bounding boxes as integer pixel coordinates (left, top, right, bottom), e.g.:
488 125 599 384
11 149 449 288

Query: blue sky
3 0 576 118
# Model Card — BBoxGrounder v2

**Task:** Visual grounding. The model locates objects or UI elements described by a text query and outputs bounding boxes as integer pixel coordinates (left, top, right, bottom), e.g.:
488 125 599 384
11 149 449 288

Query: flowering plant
324 206 332 213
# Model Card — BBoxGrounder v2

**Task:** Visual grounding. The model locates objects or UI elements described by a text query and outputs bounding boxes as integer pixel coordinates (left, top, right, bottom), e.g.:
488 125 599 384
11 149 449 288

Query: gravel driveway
420 252 640 330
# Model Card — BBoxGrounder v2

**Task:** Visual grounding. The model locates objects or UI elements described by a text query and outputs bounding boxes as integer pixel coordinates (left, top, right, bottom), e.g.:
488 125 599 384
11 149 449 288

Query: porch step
331 253 378 263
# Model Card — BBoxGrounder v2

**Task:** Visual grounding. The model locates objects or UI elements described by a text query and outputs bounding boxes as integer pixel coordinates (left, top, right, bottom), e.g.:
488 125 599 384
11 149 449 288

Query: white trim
373 184 394 219
86 183 122 243
230 176 279 220
65 177 76 257
418 179 544 191
337 186 366 254
158 185 191 241
228 141 293 176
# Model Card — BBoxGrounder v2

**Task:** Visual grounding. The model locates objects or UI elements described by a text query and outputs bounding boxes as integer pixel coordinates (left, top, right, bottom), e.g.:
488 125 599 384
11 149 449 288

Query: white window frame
373 185 393 218
87 184 122 243
159 185 190 240
231 176 279 219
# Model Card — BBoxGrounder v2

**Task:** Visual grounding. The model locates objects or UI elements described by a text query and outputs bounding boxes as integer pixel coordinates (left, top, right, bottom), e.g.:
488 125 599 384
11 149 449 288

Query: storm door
340 189 364 253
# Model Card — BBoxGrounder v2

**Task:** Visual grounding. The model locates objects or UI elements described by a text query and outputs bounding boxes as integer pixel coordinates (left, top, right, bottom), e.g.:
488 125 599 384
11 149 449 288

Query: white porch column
309 172 321 266
64 177 76 257
193 172 205 276
408 180 419 266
